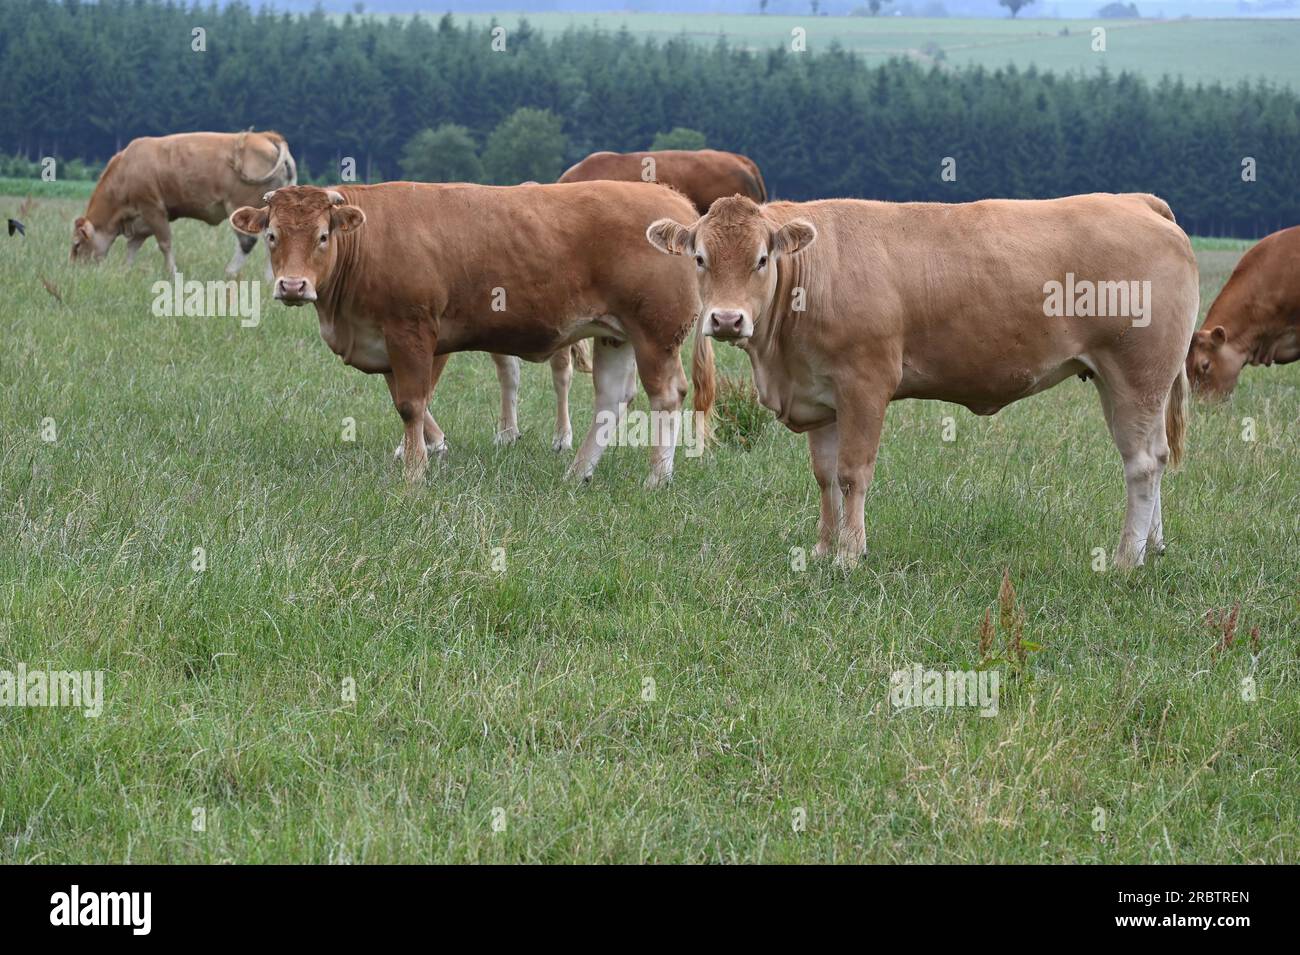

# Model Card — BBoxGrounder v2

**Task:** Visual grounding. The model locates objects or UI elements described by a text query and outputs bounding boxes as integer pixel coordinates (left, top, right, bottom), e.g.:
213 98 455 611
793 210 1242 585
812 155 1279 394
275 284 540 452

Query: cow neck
1211 278 1273 368
751 250 809 361
318 229 362 316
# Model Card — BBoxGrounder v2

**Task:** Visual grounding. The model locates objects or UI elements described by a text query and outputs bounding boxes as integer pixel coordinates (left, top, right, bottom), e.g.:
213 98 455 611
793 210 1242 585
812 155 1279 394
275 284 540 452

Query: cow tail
692 324 716 447
1166 363 1188 471
750 161 769 204
571 339 592 373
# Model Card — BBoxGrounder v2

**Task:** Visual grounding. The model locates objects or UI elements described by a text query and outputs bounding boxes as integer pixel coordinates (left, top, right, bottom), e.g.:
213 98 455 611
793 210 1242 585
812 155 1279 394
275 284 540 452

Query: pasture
1 194 1296 863
453 14 1300 89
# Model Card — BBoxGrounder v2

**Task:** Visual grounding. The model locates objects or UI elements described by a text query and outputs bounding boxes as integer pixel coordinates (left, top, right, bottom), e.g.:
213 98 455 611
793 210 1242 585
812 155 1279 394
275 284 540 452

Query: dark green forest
2 0 1297 236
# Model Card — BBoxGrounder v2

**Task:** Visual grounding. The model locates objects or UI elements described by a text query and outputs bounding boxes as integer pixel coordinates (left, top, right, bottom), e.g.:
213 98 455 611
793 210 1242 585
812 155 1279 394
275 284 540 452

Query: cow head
1186 325 1245 399
69 217 111 263
646 196 815 342
230 186 366 306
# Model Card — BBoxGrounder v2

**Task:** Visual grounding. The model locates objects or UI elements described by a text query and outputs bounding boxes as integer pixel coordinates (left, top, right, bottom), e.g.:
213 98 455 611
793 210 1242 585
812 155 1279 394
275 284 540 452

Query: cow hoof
395 441 448 460
812 542 833 559
494 427 521 447
565 463 594 484
643 471 673 490
552 432 572 452
833 549 864 570
393 442 404 461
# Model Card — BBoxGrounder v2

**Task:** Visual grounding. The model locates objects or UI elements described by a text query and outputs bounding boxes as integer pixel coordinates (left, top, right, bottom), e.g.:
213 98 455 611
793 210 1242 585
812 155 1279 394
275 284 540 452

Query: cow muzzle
274 276 317 305
705 308 752 341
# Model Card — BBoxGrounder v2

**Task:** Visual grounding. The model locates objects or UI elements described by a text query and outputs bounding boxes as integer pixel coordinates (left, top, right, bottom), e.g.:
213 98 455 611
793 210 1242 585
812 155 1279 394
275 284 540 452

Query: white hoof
643 471 673 490
552 431 572 452
494 427 521 447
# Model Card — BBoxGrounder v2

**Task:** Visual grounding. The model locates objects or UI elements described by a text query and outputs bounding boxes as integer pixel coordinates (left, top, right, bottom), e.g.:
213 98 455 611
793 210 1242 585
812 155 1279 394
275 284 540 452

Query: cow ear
646 218 694 256
1210 325 1227 346
772 219 817 257
230 206 269 236
73 217 94 240
330 205 366 233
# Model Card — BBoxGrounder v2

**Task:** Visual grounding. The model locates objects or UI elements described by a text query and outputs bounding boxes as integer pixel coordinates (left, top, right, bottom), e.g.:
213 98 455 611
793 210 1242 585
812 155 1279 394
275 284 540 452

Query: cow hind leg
566 338 636 484
550 347 574 451
491 354 521 446
225 232 257 278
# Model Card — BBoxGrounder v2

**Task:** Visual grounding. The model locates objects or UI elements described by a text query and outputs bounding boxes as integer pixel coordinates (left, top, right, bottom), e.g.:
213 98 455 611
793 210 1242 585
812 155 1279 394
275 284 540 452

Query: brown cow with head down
230 182 706 486
1187 225 1300 399
649 192 1198 569
491 148 768 452
71 131 296 276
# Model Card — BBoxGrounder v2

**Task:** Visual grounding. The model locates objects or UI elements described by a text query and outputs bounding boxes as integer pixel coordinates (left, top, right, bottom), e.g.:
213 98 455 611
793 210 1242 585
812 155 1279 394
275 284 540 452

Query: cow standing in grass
230 183 706 486
488 149 769 453
649 193 1198 569
71 131 296 276
1187 225 1300 398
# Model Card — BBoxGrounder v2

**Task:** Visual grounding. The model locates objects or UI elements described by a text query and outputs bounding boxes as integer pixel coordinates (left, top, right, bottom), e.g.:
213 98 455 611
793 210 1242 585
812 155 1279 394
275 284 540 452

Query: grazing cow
71 131 296 275
230 183 706 486
648 193 1197 569
1187 225 1300 398
488 148 769 450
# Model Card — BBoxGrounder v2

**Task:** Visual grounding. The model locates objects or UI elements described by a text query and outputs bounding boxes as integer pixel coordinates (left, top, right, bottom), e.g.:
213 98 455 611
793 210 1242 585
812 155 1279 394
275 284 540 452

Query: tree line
2 0 1297 237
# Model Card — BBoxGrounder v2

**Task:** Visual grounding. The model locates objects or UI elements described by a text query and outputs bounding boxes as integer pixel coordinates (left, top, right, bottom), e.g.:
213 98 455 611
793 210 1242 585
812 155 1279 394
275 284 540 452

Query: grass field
1 195 1296 863
449 14 1300 88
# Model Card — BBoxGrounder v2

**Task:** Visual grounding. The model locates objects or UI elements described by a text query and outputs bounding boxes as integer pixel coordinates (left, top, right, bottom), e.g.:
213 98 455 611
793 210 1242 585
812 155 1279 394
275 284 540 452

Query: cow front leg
808 422 841 558
566 337 636 483
388 353 450 462
833 394 889 568
141 212 175 274
225 232 257 278
636 347 686 489
549 346 573 451
385 344 437 483
124 235 146 268
491 354 521 445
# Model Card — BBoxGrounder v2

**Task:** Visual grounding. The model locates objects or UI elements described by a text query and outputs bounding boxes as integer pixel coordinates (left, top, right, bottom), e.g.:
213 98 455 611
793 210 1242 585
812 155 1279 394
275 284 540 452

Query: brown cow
493 148 769 450
71 131 296 275
649 193 1197 569
229 182 706 486
1187 225 1300 398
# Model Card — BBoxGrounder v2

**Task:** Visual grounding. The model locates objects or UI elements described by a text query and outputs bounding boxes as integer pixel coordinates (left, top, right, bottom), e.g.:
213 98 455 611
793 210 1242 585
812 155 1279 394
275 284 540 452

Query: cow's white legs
224 233 257 278
566 337 636 483
808 422 841 558
549 347 574 451
491 354 521 445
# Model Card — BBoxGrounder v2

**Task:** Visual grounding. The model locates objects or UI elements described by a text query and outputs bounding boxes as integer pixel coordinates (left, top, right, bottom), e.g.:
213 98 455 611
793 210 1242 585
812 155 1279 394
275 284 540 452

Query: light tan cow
1187 224 1300 398
492 149 769 452
230 183 707 486
71 131 296 275
649 193 1198 569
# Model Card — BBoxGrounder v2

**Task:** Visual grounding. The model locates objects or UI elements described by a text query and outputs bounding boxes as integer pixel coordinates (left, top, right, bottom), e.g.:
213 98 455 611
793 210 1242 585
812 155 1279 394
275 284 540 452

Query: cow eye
694 254 705 269
1200 360 1211 373
266 232 277 245
756 254 768 271
318 233 328 245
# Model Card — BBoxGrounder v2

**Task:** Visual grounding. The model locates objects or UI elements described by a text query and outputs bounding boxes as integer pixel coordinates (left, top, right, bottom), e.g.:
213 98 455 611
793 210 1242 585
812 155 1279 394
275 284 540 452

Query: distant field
439 14 1300 88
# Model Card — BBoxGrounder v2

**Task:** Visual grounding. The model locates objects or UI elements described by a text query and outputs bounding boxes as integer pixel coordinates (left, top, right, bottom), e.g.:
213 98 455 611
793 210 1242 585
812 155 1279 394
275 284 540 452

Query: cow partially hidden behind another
230 182 706 486
490 149 769 452
1187 224 1300 398
649 193 1198 569
71 131 296 276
